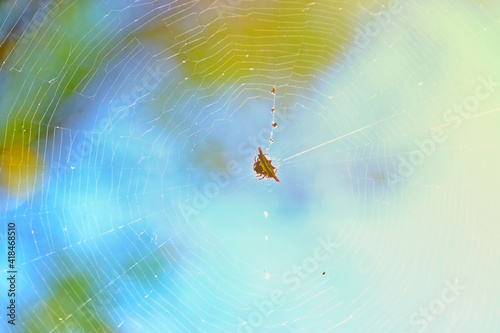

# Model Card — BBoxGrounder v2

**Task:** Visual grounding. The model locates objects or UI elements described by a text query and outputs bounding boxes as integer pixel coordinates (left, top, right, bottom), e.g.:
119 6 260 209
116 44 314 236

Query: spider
253 147 279 182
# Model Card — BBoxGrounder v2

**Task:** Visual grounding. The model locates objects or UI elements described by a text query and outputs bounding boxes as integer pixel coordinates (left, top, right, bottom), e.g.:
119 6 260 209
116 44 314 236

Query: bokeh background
1 0 500 332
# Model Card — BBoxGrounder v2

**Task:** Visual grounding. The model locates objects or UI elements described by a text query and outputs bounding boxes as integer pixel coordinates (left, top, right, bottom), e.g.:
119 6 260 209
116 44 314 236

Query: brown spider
253 147 279 182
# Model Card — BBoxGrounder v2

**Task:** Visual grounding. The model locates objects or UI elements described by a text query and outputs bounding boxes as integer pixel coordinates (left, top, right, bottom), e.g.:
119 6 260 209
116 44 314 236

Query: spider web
1 0 500 332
